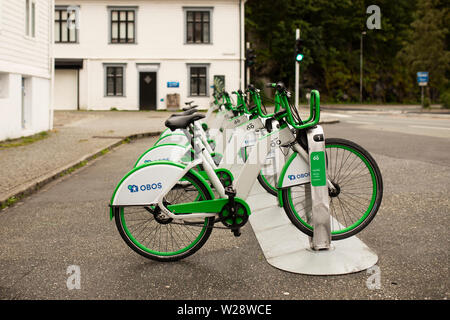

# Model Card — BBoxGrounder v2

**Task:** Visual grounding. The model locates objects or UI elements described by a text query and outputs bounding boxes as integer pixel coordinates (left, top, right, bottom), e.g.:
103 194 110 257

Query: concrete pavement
0 130 447 300
0 110 168 209
0 109 448 300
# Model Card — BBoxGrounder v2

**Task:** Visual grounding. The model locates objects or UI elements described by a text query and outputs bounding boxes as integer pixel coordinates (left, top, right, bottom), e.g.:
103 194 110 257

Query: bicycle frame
155 124 297 220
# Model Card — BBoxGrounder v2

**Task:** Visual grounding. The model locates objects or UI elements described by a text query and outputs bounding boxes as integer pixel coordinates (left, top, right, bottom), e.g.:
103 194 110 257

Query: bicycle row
108 82 383 261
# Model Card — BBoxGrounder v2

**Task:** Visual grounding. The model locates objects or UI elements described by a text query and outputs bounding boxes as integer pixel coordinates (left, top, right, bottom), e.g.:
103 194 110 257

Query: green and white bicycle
133 87 284 195
109 83 383 261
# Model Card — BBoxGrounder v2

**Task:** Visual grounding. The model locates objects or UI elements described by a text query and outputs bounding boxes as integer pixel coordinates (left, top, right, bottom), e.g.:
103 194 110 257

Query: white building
54 0 246 111
0 0 54 141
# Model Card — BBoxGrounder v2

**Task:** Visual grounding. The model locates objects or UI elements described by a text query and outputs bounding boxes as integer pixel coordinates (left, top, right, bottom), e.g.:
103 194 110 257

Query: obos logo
143 157 170 163
288 172 310 181
128 183 163 193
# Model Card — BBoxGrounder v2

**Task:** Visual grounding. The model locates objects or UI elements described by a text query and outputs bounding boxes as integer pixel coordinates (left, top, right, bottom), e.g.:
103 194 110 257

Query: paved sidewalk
0 110 339 208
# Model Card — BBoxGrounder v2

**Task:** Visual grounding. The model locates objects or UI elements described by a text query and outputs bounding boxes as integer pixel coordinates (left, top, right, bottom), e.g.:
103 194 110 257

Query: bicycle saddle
165 113 205 131
182 105 198 111
171 108 198 117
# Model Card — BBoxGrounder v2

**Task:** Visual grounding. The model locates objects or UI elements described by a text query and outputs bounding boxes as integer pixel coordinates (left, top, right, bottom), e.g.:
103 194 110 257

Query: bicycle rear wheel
114 171 214 261
282 138 383 240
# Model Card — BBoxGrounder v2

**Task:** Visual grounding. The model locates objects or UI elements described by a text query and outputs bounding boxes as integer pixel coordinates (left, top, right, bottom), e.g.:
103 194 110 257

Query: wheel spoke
285 140 381 239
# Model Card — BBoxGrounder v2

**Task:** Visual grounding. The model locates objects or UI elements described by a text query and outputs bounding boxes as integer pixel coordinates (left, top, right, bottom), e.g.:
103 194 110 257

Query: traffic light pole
295 29 300 110
246 42 250 88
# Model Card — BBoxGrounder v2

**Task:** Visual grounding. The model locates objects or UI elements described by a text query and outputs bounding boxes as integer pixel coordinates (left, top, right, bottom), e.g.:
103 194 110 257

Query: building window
188 65 208 96
0 73 9 99
25 0 36 37
55 7 78 43
186 10 210 44
105 65 126 97
110 9 136 43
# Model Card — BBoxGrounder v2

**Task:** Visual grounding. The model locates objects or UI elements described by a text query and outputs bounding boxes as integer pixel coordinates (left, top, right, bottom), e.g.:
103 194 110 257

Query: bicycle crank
219 201 250 237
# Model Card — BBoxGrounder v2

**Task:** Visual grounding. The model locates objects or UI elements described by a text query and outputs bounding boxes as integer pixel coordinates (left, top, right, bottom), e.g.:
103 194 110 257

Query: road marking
409 125 450 131
346 120 373 125
323 113 352 118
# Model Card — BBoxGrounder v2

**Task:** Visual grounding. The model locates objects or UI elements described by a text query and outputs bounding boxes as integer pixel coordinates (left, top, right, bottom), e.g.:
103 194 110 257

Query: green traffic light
296 54 304 61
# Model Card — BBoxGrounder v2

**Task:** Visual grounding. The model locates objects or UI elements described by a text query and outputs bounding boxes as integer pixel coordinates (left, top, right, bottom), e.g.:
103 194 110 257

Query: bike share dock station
109 84 381 274
245 125 378 275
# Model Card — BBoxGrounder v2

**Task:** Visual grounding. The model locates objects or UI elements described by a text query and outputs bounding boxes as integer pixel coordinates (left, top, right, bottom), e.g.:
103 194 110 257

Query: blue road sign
167 81 179 88
417 72 429 86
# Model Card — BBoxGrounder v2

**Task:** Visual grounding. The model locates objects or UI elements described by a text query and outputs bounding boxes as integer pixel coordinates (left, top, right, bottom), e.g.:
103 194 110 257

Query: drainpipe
49 0 55 130
239 0 246 90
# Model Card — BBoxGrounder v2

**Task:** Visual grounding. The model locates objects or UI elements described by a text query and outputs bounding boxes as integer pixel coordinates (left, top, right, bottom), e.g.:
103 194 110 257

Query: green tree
397 0 450 103
245 0 439 103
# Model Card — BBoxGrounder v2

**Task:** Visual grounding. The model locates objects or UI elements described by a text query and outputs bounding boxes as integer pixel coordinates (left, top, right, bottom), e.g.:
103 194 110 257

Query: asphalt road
0 111 448 301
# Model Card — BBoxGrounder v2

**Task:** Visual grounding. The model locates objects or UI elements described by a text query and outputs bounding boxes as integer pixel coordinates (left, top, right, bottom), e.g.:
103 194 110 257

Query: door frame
136 63 160 110
21 76 32 129
54 68 79 110
55 59 83 110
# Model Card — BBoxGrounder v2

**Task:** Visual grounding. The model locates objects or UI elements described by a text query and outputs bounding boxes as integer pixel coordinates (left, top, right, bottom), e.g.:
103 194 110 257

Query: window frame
183 7 213 45
104 63 127 97
187 64 209 97
107 6 138 44
25 0 36 38
54 6 79 43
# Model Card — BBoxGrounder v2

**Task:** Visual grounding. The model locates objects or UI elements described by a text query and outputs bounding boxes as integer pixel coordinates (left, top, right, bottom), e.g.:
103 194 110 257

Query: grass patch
0 196 18 210
0 131 50 149
59 160 88 177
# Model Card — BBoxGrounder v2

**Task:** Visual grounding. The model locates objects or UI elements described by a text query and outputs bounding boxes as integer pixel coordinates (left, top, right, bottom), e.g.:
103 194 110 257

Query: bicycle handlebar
212 82 320 130
266 82 320 130
246 84 280 118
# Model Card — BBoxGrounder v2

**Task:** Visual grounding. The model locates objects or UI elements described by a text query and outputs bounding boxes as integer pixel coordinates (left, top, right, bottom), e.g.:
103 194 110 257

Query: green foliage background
245 0 449 105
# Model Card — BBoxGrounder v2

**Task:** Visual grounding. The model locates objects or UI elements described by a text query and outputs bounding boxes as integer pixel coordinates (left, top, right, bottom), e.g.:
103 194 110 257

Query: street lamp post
360 31 366 103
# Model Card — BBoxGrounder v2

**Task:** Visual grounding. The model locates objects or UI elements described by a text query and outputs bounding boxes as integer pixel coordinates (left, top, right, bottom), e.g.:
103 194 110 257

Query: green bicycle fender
155 133 187 145
133 143 188 168
196 168 233 182
276 152 298 207
160 128 171 136
109 161 215 220
210 151 222 160
277 189 284 208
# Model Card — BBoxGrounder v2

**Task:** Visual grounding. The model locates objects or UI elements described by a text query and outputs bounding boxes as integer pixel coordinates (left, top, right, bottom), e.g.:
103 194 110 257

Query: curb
0 131 162 211
319 119 340 125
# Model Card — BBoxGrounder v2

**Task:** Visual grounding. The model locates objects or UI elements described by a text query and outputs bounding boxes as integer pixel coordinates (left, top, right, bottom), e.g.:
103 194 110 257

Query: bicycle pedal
224 186 236 197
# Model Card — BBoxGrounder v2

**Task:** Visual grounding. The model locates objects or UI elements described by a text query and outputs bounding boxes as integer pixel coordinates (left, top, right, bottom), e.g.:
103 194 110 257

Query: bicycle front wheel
114 171 215 261
282 138 383 240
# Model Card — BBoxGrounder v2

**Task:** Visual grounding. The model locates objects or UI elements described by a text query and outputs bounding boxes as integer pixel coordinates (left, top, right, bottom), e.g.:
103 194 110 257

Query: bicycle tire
257 172 277 196
282 138 383 240
114 171 215 261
